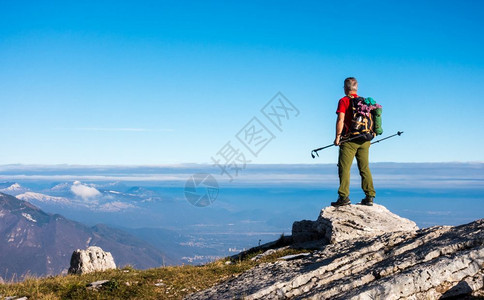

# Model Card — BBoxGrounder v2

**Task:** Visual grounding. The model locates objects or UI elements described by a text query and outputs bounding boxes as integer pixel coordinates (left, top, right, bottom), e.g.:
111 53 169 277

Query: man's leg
355 141 376 197
337 141 358 198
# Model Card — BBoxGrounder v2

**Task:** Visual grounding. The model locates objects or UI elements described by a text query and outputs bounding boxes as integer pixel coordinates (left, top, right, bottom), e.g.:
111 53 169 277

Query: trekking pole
310 135 363 159
311 144 334 158
311 131 404 159
370 131 404 145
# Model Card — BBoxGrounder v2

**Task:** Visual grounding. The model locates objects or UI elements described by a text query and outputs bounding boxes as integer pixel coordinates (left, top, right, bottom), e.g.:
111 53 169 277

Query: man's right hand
334 136 341 146
335 112 345 146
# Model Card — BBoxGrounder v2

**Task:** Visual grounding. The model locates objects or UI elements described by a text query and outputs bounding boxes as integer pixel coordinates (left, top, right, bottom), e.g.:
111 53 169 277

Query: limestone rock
186 204 483 300
68 246 116 275
250 247 289 262
251 249 277 261
293 204 418 245
278 252 310 261
292 220 323 244
86 279 109 290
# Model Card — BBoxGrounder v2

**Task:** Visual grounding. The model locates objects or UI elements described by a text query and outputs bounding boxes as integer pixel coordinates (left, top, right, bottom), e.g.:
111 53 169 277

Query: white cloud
70 181 101 200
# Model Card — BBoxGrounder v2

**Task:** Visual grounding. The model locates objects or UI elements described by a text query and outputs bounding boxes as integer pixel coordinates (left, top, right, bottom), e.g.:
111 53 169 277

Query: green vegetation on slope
0 248 310 300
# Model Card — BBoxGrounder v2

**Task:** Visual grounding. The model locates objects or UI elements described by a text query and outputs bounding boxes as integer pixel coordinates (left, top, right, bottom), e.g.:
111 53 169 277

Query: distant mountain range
0 181 166 212
0 181 261 266
0 192 172 281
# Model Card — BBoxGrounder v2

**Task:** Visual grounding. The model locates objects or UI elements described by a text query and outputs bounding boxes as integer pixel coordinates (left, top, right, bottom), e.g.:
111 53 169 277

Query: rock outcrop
86 279 110 291
292 204 419 245
68 246 116 275
186 204 484 299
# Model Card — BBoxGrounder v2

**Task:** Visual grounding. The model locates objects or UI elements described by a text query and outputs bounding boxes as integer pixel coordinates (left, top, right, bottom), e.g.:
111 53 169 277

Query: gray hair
344 77 358 94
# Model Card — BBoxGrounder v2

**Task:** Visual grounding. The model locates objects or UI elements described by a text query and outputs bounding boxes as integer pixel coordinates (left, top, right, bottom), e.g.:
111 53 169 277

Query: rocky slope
0 193 169 281
186 204 484 299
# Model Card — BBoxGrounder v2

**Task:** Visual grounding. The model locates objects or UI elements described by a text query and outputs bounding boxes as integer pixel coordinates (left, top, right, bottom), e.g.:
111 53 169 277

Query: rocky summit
186 204 484 299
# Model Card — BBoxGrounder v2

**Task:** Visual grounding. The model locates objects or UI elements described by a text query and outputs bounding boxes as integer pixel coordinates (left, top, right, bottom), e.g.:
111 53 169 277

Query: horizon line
0 162 482 168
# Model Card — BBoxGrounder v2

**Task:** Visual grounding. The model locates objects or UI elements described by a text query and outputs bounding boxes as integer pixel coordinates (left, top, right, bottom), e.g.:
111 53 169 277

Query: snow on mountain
48 182 160 204
0 183 29 196
0 182 14 189
50 182 72 192
21 212 37 223
97 201 136 212
91 181 127 191
3 181 140 212
5 183 22 191
16 192 71 205
126 186 163 203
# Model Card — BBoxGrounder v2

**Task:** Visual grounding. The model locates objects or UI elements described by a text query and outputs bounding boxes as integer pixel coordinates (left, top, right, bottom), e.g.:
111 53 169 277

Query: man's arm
334 112 345 145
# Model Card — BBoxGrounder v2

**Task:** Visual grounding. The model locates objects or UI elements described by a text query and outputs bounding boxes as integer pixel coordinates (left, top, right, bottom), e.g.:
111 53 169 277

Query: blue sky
0 0 483 164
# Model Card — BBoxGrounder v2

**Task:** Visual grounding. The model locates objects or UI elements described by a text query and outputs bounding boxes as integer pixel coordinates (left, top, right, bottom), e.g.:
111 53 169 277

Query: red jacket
336 93 358 134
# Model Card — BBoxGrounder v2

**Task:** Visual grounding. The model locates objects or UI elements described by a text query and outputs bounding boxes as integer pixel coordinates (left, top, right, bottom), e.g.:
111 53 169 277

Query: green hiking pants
338 140 376 198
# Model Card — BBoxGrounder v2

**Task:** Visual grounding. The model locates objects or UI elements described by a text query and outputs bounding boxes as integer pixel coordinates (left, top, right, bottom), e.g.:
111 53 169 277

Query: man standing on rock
331 77 376 207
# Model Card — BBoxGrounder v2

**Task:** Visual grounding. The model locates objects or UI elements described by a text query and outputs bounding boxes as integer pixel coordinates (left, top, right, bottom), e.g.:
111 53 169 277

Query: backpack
343 96 382 142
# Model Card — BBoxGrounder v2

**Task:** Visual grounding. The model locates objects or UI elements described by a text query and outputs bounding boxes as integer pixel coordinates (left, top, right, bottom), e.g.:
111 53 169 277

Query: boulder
86 279 110 290
292 204 418 245
68 246 116 275
250 247 289 262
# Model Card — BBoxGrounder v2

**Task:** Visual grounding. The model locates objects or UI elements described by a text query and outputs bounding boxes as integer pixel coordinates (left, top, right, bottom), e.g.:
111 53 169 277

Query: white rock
86 279 109 290
68 246 116 275
250 249 278 261
293 204 418 245
278 253 310 261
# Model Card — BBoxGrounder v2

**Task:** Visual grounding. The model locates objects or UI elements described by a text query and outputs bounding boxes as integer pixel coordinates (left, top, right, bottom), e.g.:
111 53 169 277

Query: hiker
331 77 376 207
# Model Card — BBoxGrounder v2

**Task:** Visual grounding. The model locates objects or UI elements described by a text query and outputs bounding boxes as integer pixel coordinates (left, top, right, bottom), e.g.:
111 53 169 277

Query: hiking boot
331 196 351 207
360 196 374 206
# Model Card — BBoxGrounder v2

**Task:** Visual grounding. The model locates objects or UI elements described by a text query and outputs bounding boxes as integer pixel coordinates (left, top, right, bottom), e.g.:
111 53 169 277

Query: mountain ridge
0 192 171 281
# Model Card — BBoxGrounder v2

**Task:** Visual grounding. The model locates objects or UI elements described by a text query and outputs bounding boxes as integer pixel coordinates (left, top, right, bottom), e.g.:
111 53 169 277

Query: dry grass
0 248 310 299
